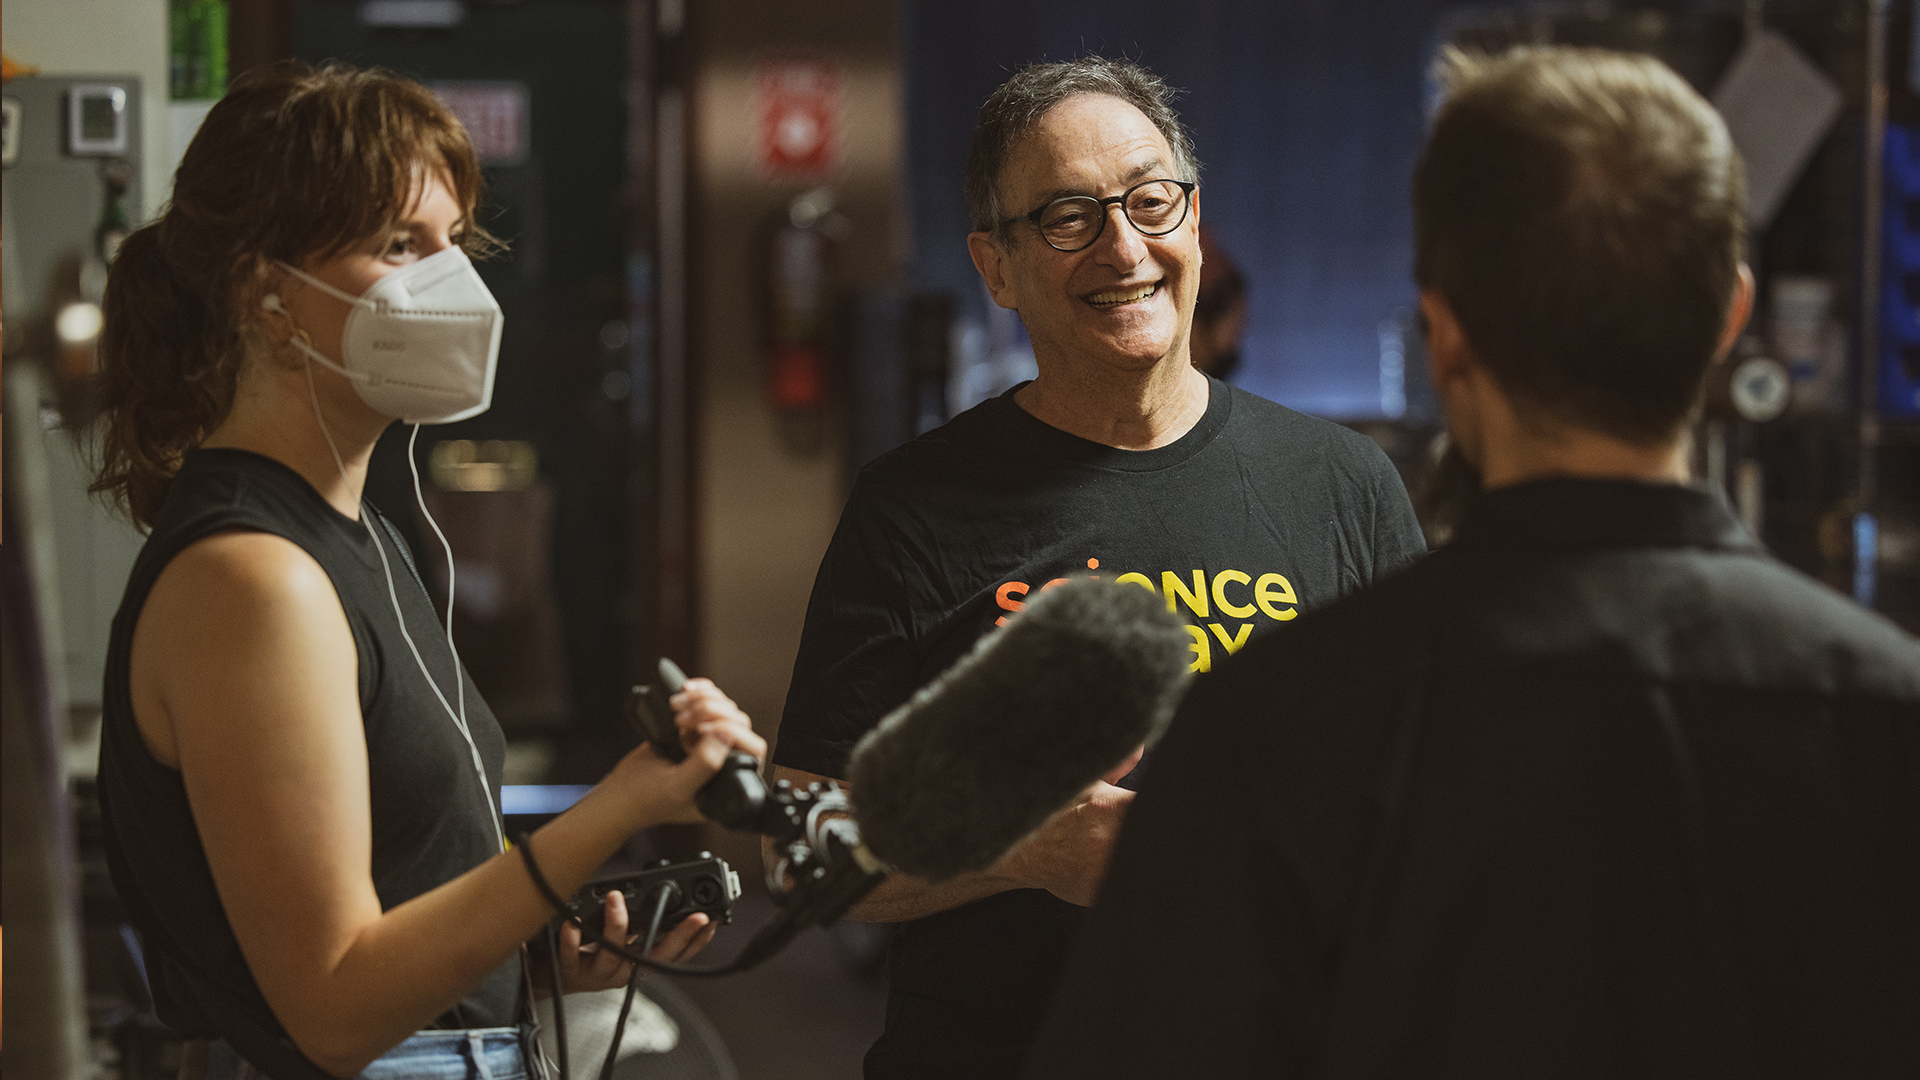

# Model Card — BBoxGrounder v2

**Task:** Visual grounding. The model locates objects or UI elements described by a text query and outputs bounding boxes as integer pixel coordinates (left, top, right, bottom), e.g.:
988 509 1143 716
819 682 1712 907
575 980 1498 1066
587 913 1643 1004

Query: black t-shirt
97 449 518 1080
1026 479 1920 1079
775 378 1426 1073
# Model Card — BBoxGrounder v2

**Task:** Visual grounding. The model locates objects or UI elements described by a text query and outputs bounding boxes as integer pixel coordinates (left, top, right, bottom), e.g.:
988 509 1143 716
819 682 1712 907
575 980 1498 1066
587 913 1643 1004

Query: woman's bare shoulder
131 526 356 767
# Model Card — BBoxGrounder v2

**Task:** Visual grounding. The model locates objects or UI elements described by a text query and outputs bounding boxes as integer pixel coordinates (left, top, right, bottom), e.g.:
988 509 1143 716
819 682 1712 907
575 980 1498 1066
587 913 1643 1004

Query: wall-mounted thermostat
1 98 21 167
67 84 129 156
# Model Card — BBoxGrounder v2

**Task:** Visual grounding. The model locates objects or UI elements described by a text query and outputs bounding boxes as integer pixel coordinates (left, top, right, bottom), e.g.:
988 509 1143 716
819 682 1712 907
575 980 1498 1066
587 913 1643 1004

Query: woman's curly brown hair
94 61 497 528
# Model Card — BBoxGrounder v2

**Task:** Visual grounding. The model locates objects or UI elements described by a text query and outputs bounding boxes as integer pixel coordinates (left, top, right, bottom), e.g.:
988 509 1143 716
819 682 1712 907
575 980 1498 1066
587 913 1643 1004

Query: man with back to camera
768 57 1429 1076
1026 46 1920 1079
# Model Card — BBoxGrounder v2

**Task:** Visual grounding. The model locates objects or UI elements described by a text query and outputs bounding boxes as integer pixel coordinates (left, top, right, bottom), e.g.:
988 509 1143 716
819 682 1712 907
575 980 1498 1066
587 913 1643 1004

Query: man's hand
995 781 1136 907
765 764 1137 918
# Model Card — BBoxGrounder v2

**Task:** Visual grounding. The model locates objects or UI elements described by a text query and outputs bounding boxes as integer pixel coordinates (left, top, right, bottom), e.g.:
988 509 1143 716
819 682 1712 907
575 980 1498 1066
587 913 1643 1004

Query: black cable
598 886 673 1080
557 917 751 979
563 859 884 979
520 832 575 1079
599 963 647 1080
545 921 570 1080
517 830 748 983
512 828 774 1080
513 831 874 980
514 833 570 915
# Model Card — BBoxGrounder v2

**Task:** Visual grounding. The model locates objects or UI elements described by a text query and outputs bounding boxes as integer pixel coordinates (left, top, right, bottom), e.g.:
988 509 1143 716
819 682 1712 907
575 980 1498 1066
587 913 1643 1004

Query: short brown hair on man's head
1413 46 1745 444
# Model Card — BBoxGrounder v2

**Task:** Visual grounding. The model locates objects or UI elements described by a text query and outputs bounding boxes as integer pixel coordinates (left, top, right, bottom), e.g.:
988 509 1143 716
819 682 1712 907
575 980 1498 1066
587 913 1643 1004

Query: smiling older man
768 57 1427 1078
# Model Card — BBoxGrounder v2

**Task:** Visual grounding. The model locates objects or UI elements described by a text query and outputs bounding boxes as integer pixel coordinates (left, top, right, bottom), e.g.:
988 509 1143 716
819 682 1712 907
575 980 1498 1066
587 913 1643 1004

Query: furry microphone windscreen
846 578 1194 882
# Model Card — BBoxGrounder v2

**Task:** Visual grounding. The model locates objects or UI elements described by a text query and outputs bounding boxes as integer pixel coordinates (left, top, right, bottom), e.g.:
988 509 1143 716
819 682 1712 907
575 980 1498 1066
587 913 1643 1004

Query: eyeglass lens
1037 181 1190 251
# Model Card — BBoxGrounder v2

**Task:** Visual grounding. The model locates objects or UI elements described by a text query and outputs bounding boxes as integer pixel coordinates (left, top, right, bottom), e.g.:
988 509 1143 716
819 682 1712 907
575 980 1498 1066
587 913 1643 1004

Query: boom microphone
847 578 1194 883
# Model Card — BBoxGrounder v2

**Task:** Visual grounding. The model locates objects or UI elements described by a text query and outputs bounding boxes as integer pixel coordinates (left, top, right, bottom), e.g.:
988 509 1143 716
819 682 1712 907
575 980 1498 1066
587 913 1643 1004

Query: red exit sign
754 56 840 180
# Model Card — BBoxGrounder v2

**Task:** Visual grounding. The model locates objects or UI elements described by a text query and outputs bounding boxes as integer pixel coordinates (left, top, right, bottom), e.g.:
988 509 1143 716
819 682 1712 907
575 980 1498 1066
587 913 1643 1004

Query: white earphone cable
303 359 502 848
408 422 469 734
291 297 551 1078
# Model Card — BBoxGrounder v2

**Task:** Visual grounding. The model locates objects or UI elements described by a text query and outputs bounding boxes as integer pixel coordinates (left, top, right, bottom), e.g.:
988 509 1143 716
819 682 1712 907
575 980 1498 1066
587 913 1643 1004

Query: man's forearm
764 764 1024 922
847 864 1021 922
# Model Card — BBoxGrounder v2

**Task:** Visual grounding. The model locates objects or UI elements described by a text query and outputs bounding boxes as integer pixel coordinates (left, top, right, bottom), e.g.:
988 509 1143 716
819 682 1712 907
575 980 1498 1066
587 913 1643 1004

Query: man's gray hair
964 56 1199 237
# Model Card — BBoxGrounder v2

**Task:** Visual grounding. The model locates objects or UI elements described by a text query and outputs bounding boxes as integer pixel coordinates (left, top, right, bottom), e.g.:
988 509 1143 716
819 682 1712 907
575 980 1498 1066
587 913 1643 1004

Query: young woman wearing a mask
92 63 761 1080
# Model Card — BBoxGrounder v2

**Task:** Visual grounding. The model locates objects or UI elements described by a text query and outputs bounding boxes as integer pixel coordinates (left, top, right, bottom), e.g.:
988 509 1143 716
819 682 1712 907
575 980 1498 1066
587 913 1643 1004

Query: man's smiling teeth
1087 283 1156 306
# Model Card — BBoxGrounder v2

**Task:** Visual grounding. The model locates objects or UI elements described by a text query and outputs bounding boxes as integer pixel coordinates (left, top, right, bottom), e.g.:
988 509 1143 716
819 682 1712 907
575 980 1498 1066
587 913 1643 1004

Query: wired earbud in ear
261 293 314 353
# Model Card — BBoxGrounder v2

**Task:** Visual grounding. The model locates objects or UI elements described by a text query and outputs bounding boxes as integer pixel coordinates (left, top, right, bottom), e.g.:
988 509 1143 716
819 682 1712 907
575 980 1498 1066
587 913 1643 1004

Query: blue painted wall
903 0 1472 418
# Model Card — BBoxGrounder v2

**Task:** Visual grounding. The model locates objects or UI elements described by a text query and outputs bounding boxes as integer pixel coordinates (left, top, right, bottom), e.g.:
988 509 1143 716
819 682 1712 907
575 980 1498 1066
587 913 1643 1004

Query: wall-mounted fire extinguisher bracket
767 188 847 420
769 222 828 411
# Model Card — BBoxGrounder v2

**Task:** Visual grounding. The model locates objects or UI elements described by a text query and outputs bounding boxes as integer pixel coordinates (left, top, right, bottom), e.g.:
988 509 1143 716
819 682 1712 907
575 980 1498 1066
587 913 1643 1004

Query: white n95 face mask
267 246 503 424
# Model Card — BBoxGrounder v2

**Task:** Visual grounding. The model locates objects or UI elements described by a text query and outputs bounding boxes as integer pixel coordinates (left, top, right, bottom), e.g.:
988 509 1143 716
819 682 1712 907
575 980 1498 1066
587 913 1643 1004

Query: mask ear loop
261 293 317 364
265 281 373 386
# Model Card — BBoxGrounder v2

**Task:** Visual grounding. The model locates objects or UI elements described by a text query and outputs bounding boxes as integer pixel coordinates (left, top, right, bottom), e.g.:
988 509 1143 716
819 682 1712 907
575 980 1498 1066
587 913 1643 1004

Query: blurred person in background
1189 225 1248 380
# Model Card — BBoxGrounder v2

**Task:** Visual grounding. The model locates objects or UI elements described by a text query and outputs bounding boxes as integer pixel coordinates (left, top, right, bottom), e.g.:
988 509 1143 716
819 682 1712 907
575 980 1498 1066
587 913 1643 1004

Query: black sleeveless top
97 449 519 1080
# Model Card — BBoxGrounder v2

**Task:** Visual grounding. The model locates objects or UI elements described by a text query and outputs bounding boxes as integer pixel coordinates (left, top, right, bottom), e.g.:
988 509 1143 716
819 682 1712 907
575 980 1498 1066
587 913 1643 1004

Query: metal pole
655 0 694 662
2 367 92 1080
623 0 660 676
1858 0 1889 606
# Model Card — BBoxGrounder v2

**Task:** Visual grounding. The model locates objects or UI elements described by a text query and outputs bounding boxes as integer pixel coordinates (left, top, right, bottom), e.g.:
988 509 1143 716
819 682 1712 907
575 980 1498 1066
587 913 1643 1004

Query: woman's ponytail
93 214 248 529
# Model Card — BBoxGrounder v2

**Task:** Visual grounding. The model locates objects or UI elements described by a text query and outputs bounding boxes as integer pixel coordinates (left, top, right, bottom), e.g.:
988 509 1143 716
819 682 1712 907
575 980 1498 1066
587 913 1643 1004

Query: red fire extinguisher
768 189 840 412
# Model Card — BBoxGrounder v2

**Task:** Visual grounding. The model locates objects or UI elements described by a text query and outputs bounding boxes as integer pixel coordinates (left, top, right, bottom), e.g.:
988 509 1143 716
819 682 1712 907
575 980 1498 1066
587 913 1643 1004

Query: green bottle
197 0 229 99
169 0 192 100
173 0 228 100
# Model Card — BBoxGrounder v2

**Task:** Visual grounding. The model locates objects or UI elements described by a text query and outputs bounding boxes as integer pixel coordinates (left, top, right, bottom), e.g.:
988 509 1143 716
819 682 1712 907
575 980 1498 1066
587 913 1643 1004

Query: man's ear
1716 263 1756 360
1420 288 1491 468
1420 289 1476 398
968 231 1020 310
1188 189 1202 274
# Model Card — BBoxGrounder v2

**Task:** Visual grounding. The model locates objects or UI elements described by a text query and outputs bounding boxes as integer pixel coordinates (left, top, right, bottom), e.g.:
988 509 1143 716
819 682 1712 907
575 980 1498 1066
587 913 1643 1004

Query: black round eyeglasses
1001 179 1197 252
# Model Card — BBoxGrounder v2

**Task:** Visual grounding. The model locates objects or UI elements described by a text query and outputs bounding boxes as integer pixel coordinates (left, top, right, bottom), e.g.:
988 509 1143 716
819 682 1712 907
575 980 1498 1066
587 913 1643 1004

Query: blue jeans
201 1028 528 1080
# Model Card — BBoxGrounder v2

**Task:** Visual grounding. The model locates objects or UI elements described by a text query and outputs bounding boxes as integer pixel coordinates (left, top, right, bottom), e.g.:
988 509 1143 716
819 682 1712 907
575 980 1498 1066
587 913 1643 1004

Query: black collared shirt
1028 478 1920 1079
